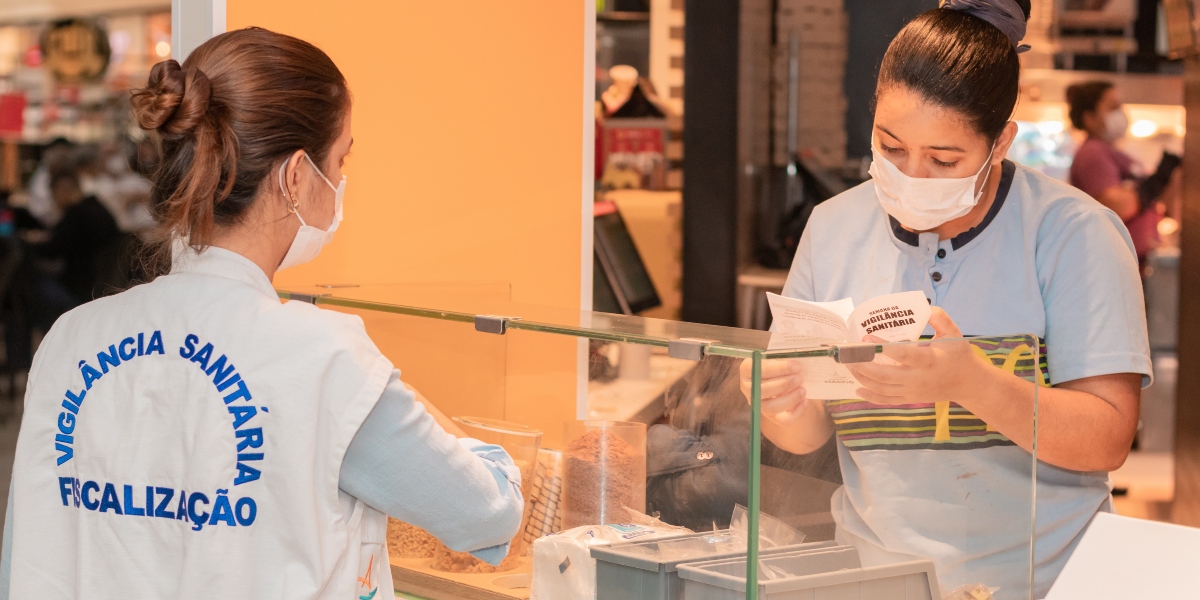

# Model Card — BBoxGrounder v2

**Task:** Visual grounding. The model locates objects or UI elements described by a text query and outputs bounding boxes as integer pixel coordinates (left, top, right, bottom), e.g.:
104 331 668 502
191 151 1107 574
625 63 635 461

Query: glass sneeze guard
278 283 1041 600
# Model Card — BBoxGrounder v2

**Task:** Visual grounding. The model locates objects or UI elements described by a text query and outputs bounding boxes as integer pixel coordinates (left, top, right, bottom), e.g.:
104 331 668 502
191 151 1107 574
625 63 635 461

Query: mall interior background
0 0 1196 547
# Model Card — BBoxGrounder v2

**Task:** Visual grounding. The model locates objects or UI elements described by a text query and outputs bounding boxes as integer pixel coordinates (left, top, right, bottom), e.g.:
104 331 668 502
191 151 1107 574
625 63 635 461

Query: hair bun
131 59 213 138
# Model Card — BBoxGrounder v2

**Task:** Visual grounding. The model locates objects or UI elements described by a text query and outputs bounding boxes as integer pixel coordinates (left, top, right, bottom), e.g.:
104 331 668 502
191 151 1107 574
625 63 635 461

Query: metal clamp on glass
475 315 520 335
832 343 877 364
285 292 329 305
668 338 716 361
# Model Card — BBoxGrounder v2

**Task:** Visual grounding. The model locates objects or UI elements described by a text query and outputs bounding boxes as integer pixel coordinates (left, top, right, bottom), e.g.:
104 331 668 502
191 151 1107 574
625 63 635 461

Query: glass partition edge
511 321 673 349
747 351 763 600
279 292 478 326
279 289 844 356
1029 340 1041 600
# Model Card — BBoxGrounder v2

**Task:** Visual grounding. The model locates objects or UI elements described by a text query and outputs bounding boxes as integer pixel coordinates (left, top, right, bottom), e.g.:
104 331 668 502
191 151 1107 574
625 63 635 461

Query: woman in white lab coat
3 27 524 599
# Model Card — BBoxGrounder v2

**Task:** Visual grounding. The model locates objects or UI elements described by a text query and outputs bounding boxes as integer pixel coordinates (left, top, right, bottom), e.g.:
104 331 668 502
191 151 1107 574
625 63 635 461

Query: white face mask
1103 109 1129 141
277 152 345 271
869 143 996 231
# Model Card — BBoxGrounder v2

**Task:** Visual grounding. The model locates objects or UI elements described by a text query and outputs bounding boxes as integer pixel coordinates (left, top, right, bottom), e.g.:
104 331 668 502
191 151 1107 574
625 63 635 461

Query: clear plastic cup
454 416 543 485
428 417 542 573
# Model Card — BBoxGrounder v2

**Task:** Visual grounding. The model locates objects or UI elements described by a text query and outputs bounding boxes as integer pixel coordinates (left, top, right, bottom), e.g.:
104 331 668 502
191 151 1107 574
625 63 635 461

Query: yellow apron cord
1000 344 1050 386
934 401 952 441
934 344 993 441
967 345 996 433
932 341 1047 440
983 343 1046 432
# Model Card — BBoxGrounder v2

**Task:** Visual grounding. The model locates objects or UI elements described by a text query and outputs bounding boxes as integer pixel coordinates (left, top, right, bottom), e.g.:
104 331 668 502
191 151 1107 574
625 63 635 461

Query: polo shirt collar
889 159 1017 250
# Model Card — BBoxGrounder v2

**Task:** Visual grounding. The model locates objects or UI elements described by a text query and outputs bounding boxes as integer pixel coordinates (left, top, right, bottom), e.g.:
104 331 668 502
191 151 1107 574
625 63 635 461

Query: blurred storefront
1011 69 1183 185
0 1 168 191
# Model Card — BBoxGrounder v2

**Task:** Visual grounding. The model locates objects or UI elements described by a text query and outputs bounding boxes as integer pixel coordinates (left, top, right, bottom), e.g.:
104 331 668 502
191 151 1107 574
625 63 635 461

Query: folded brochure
765 291 932 399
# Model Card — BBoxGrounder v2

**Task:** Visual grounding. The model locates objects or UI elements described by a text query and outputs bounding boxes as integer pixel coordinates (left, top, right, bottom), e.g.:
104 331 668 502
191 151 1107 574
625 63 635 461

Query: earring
286 192 300 214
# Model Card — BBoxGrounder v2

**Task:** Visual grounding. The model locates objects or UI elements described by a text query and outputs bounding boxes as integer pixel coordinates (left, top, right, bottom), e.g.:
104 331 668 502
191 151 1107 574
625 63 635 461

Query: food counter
278 284 1041 600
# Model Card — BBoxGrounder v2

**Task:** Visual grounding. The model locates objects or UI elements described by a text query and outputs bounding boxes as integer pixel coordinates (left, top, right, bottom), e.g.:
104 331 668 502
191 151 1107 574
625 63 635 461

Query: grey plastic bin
591 531 835 600
676 548 941 600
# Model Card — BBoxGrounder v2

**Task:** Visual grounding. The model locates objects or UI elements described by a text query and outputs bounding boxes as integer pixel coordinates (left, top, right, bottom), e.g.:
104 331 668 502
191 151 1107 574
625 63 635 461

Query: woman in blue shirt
743 2 1150 597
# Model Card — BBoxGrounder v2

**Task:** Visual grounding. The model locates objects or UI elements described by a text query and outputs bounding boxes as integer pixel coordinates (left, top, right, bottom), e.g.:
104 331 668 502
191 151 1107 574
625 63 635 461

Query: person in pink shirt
1067 81 1176 265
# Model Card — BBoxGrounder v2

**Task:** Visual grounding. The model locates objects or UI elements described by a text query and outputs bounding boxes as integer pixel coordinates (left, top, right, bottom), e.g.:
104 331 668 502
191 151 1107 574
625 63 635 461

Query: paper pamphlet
765 291 932 399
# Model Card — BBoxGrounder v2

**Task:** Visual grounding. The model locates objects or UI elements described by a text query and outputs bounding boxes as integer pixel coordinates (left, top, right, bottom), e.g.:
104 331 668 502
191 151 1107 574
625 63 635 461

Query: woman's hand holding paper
846 307 996 406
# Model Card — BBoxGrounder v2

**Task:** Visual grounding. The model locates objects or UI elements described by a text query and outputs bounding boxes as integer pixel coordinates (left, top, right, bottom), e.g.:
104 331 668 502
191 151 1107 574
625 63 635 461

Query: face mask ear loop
278 159 307 224
976 115 1017 198
973 142 999 202
303 152 339 192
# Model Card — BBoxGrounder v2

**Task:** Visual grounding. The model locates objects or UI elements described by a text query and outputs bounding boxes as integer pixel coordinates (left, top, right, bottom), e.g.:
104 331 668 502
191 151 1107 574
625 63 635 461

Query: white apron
8 247 394 599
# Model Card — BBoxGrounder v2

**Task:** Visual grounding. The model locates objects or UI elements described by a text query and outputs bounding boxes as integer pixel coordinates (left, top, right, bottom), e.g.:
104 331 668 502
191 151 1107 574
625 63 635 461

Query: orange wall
226 0 589 309
225 1 591 446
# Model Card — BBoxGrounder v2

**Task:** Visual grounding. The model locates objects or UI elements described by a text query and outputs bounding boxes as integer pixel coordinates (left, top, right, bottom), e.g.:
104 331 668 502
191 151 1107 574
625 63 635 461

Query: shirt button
937 249 947 259
931 272 943 282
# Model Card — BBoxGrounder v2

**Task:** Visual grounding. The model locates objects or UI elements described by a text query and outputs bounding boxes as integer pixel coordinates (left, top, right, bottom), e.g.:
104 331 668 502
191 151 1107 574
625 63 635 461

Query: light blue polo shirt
781 160 1152 599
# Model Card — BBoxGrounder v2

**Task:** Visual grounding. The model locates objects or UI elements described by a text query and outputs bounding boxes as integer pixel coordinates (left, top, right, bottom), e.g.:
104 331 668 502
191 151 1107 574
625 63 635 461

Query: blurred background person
21 168 124 321
1067 80 1181 266
22 138 72 229
80 141 155 235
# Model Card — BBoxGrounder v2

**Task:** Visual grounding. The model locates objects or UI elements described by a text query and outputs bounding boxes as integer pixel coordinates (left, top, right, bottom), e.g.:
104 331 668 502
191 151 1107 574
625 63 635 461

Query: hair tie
940 0 1031 53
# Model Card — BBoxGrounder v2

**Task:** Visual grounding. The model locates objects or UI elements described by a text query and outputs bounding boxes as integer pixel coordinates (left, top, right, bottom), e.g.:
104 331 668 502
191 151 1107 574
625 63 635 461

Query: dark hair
876 4 1030 142
1065 81 1114 130
130 27 350 270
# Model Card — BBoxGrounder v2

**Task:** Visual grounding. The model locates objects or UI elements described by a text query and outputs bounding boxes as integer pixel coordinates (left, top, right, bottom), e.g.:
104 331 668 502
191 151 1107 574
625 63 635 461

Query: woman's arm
1073 142 1140 221
338 371 524 560
848 309 1140 472
761 394 834 456
738 359 834 455
1096 183 1141 221
968 370 1138 472
402 382 468 438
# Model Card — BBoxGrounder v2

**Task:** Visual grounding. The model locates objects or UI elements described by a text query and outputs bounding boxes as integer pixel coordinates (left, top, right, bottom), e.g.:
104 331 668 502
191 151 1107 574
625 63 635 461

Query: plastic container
428 417 542 573
522 448 564 547
454 416 543 482
592 531 835 600
676 547 941 600
561 420 647 529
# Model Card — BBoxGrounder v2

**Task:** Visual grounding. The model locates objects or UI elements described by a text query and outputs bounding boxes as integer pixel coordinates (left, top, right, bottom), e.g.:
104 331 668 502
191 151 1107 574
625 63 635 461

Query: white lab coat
8 247 393 599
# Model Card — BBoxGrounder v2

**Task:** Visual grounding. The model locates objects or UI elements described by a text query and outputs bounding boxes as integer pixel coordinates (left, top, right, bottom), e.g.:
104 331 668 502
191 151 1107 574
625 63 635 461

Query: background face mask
1104 109 1129 141
277 153 346 271
868 144 995 231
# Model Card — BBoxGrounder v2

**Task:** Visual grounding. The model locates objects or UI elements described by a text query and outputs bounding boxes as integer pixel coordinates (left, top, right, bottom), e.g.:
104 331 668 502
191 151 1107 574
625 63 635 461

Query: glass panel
620 349 756 594
322 299 510 422
279 284 1041 600
752 336 1040 600
278 283 783 354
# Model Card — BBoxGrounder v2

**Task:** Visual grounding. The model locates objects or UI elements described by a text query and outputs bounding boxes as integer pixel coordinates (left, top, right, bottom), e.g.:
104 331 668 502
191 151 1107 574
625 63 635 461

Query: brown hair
130 27 349 272
1065 81 1114 130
